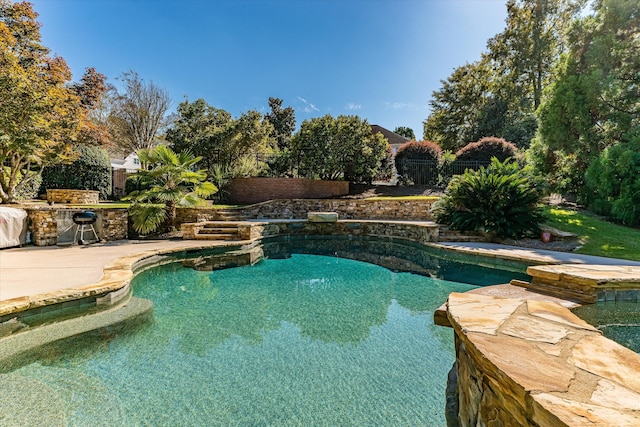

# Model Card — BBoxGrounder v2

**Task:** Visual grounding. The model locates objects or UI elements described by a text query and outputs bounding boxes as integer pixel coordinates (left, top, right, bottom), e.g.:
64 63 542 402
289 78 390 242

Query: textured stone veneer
182 219 440 245
176 198 437 225
46 189 100 204
444 292 640 426
241 199 437 221
23 207 128 246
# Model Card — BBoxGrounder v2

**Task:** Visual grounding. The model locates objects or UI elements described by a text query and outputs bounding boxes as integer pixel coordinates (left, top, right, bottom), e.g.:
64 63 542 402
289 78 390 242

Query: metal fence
395 159 491 187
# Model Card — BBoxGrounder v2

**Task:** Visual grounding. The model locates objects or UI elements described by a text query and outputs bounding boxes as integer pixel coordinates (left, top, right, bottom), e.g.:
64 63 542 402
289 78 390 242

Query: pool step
216 209 248 221
437 226 487 243
194 222 240 241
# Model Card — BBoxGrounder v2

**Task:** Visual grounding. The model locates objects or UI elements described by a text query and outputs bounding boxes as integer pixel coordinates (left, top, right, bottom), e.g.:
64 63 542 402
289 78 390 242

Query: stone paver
446 291 640 426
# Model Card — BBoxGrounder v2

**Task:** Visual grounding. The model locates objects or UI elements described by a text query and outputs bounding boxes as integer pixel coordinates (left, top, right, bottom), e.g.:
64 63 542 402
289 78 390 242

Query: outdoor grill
72 211 101 245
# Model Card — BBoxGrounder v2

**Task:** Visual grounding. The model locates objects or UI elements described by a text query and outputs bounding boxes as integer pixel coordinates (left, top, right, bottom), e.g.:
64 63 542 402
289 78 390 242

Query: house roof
371 125 411 147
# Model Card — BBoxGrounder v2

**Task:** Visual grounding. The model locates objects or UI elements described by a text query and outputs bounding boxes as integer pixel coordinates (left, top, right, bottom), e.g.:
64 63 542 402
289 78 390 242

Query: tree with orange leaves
0 0 84 203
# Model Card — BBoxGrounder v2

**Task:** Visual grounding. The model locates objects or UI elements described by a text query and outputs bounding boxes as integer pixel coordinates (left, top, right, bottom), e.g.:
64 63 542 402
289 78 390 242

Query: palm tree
126 145 217 235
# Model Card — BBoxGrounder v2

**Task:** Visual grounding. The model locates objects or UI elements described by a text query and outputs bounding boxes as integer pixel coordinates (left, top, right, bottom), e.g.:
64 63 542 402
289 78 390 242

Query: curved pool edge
0 239 251 320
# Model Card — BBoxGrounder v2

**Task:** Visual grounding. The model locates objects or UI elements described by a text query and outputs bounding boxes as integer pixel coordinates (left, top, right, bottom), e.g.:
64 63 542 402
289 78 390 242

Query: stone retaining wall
182 220 440 244
46 189 100 204
176 199 437 226
227 177 349 204
175 208 229 224
240 199 436 220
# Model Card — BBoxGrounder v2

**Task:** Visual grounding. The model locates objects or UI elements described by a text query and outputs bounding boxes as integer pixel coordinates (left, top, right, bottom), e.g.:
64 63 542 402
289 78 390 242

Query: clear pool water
573 302 640 354
1 240 530 426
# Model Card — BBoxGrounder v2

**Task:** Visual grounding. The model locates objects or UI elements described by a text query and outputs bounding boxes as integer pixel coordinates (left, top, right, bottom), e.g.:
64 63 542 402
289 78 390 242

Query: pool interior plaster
1 220 640 426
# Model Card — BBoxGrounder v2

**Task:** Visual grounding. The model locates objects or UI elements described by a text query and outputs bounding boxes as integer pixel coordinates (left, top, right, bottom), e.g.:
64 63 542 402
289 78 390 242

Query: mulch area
343 183 444 199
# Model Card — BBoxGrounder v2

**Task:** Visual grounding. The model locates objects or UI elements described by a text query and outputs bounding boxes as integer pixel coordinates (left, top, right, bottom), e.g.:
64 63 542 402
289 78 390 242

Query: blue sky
33 0 507 138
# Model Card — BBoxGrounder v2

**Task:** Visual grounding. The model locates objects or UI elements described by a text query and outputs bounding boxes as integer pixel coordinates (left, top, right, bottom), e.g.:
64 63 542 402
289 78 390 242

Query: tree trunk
166 200 177 231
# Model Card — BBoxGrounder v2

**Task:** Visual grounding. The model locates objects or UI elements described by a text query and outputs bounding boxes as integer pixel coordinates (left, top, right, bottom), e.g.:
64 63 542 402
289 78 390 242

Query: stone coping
445 292 640 426
0 240 247 319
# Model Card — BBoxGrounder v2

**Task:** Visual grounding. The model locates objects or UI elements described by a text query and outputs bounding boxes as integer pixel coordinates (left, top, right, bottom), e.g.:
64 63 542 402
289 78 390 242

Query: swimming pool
573 301 640 354
0 237 530 426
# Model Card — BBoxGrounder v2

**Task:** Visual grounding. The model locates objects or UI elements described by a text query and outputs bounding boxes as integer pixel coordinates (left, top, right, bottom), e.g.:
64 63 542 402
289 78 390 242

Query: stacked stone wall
175 208 225 225
46 189 100 204
240 199 436 221
26 210 57 246
176 199 436 227
445 292 640 426
99 209 128 241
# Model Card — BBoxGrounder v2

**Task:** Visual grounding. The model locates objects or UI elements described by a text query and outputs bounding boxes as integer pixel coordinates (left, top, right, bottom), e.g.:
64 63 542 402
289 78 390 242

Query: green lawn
544 206 640 261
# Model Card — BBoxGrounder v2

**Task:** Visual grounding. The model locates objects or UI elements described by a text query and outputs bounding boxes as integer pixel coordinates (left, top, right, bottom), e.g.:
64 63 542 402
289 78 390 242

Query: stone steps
215 209 247 221
193 222 240 241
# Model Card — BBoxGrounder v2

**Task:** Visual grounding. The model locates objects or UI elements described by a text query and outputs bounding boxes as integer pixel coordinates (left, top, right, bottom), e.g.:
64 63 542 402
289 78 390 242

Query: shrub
585 134 640 226
395 140 442 162
16 172 42 200
265 149 293 177
125 174 149 196
125 145 217 234
455 137 518 163
394 140 442 185
432 158 545 239
374 145 394 181
40 144 112 199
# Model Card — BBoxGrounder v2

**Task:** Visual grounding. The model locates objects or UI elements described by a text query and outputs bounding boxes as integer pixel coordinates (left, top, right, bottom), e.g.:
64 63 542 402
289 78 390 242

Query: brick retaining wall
227 178 349 204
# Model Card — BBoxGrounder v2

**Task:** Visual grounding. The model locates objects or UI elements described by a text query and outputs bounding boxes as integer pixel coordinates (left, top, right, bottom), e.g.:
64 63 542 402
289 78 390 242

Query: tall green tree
292 115 388 182
224 110 275 166
423 60 492 151
533 0 640 195
0 0 83 203
424 0 586 151
126 145 217 234
393 126 416 140
264 97 295 150
166 98 232 170
488 0 586 111
166 98 275 172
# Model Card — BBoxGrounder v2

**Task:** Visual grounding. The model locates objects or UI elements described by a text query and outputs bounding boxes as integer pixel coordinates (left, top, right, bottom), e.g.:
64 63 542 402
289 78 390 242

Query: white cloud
297 96 320 113
385 101 426 111
346 102 362 110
